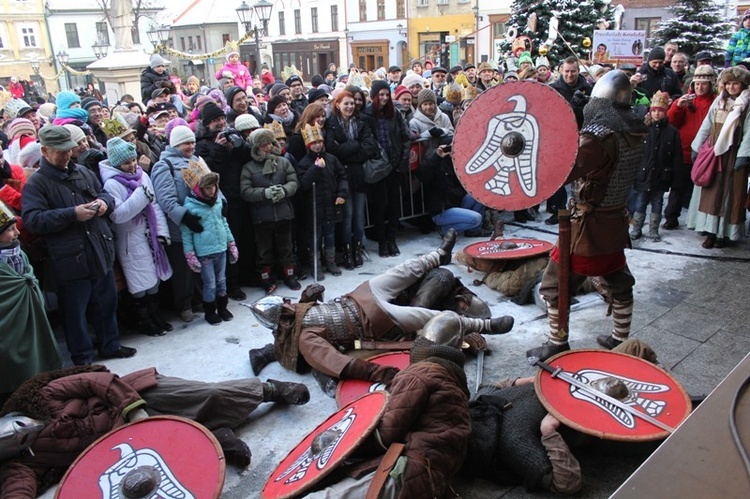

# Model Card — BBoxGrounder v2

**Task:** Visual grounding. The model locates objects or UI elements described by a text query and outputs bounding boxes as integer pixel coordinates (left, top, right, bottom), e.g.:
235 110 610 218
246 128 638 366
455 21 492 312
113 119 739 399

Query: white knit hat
234 114 260 132
169 125 195 147
18 142 42 169
63 124 86 144
401 73 425 89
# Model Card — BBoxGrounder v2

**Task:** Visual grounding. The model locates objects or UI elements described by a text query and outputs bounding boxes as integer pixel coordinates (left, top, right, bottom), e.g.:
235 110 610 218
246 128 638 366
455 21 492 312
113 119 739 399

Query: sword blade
475 349 485 393
535 360 675 433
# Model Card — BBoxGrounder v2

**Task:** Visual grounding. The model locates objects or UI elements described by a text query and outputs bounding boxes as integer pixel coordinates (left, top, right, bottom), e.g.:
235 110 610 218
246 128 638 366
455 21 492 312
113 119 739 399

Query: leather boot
203 301 222 325
324 248 342 276
216 294 234 321
387 238 400 256
596 335 624 349
648 213 661 241
630 212 645 240
146 294 172 332
259 267 276 294
263 379 310 405
212 427 251 467
438 228 457 265
283 266 301 290
342 244 355 270
342 358 399 384
526 342 570 362
352 241 364 268
248 343 276 375
134 298 165 336
378 240 389 257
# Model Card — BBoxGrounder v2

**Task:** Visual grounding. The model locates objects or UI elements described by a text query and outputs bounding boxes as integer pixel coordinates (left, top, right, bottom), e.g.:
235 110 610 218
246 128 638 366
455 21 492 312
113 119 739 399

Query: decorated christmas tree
500 0 615 66
651 0 733 58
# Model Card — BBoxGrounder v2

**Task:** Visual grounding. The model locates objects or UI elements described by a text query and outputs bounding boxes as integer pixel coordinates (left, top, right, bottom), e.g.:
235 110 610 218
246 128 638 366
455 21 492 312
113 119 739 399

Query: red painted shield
335 352 410 408
463 238 553 261
453 81 578 211
535 350 692 442
261 391 388 499
56 416 224 499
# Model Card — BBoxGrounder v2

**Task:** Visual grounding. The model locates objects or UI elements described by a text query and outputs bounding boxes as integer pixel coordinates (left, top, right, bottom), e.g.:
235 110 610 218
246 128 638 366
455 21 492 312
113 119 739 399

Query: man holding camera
22 126 137 365
195 102 255 300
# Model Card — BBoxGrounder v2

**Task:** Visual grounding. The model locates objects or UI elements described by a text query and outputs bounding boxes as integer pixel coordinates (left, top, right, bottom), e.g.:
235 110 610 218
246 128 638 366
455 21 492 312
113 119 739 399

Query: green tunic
0 251 63 394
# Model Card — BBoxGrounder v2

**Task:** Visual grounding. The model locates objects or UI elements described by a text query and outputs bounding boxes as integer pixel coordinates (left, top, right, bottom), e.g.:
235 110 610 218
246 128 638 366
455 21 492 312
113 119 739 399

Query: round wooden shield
56 416 225 499
534 349 692 442
261 391 389 499
453 81 578 211
335 351 410 408
463 238 553 261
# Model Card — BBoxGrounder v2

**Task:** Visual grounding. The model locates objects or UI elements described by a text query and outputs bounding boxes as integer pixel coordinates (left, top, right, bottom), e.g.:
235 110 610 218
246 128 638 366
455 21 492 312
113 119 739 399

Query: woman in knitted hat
688 65 750 248
185 75 201 97
409 88 454 157
4 118 37 166
364 79 410 260
100 137 173 335
324 90 381 273
262 93 298 138
240 128 299 293
150 125 203 322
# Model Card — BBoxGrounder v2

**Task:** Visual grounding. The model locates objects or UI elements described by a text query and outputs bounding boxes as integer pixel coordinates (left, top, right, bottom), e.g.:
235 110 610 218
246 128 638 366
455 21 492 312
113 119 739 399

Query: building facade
344 0 407 71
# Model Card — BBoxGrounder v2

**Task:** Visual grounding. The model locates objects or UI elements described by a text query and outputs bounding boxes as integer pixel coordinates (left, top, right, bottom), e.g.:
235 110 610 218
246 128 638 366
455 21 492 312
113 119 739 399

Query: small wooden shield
534 350 692 442
261 392 388 499
335 352 410 408
55 416 225 499
453 81 578 211
463 238 553 261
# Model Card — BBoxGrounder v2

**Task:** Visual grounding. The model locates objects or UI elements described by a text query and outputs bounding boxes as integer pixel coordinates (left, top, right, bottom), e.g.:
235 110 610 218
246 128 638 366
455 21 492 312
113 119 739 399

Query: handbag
363 146 393 184
691 141 722 187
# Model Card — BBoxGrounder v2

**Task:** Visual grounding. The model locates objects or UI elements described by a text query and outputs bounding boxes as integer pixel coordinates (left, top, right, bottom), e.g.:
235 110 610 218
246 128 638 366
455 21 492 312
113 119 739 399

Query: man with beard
526 71 648 362
545 56 593 225
663 65 717 229
194 102 254 300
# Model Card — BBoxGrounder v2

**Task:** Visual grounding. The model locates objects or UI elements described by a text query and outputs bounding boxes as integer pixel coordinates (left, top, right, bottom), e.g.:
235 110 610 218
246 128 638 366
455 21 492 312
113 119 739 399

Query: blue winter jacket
180 195 234 258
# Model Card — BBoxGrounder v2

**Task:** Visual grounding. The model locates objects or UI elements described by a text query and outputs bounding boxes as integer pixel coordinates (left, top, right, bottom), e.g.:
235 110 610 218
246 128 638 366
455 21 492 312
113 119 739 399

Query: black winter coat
21 159 116 285
194 123 254 201
364 103 411 174
635 118 682 192
417 150 468 216
636 64 683 100
140 67 170 103
550 75 592 129
324 115 379 193
295 151 348 224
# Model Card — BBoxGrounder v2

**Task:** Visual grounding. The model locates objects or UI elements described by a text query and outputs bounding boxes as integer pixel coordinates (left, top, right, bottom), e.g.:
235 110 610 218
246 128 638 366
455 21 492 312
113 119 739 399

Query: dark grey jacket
21 158 115 284
240 147 299 224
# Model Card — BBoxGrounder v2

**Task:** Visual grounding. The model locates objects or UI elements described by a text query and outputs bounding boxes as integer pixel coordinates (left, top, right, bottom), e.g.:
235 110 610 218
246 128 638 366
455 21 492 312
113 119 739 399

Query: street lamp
236 0 274 78
29 56 41 74
57 50 70 90
396 24 407 38
92 41 109 59
147 24 171 51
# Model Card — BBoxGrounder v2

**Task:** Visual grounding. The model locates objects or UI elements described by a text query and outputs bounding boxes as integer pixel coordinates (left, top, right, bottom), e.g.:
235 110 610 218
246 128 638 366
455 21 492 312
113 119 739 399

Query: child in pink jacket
215 50 253 90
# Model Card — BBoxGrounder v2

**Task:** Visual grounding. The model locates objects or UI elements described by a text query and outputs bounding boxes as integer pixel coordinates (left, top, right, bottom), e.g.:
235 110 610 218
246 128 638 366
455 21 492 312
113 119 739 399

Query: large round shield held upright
453 81 579 211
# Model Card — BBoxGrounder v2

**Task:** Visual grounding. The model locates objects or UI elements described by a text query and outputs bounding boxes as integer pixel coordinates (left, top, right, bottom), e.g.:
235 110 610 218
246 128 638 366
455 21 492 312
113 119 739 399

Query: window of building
294 9 301 34
197 35 202 50
436 0 448 5
359 0 367 22
493 21 506 38
65 23 80 48
222 33 230 45
188 35 194 50
279 11 285 36
635 17 661 46
95 22 110 45
417 0 429 7
312 7 318 33
331 5 338 32
18 24 38 47
396 0 405 18
377 0 385 20
180 37 186 51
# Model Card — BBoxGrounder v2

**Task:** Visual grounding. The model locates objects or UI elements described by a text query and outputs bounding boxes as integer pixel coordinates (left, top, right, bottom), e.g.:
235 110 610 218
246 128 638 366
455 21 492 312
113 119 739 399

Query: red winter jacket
667 93 714 164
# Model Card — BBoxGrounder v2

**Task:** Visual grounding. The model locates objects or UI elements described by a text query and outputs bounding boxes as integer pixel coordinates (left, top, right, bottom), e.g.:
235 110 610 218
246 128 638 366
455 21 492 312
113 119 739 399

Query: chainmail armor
599 132 644 207
301 298 363 351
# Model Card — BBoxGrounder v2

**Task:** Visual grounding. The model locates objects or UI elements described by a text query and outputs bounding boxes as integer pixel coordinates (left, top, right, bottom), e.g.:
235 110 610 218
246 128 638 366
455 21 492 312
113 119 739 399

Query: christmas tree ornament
538 45 549 56
582 37 592 48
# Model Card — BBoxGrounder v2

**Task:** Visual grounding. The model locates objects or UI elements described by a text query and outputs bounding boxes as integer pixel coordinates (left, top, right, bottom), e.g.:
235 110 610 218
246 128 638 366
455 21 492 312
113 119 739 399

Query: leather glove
271 185 286 203
157 235 170 246
264 187 275 199
429 127 445 138
185 252 201 273
300 283 325 303
735 156 750 171
182 212 204 233
571 89 589 108
463 333 491 356
228 241 239 264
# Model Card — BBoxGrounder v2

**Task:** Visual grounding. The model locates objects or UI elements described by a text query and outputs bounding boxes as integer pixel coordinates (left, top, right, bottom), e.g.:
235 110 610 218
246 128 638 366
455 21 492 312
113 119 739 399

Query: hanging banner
591 30 647 66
